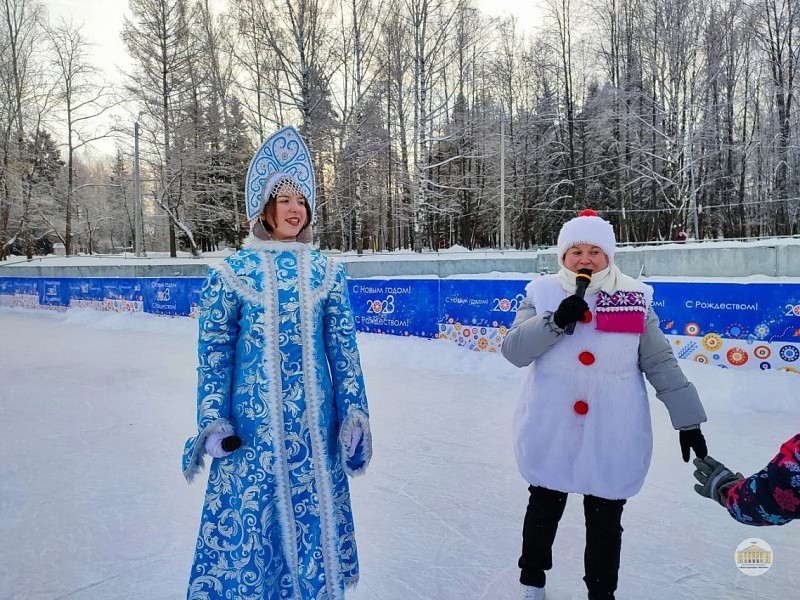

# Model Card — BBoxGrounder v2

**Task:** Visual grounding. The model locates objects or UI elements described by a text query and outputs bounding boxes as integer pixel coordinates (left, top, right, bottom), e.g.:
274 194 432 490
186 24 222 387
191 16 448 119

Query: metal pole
688 113 699 241
690 160 699 240
500 112 505 249
134 119 142 256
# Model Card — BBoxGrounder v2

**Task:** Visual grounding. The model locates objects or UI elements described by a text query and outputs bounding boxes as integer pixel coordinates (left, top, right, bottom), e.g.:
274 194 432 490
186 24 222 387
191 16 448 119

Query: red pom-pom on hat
578 208 598 217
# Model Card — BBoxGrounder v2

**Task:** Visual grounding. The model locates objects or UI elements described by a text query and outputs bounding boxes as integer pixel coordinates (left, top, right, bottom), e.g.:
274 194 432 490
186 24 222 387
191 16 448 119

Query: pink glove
346 426 363 458
205 431 233 458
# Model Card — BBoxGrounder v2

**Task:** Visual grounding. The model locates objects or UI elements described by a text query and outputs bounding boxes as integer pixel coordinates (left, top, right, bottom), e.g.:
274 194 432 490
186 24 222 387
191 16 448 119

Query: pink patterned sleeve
724 434 800 526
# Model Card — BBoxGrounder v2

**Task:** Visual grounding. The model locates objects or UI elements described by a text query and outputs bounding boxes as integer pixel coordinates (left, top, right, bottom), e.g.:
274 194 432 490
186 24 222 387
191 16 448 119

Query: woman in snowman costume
501 209 708 600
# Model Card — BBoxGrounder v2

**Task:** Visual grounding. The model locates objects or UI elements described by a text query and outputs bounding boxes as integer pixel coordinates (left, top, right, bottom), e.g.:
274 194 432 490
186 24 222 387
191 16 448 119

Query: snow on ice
0 307 797 599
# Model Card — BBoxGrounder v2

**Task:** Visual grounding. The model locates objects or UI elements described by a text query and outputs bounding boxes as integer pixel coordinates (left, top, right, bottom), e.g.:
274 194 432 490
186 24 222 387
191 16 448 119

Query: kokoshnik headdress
245 126 316 221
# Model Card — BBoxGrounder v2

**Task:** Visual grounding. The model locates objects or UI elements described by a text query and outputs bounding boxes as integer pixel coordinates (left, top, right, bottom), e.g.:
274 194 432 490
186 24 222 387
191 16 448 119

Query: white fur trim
310 255 340 305
183 418 235 483
213 262 264 307
259 255 302 596
242 235 314 251
339 407 372 477
524 279 538 298
297 250 345 600
557 214 616 264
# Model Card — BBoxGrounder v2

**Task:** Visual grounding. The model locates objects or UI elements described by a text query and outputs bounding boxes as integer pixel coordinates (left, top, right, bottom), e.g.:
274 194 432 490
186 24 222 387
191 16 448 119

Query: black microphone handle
564 275 591 335
574 279 590 299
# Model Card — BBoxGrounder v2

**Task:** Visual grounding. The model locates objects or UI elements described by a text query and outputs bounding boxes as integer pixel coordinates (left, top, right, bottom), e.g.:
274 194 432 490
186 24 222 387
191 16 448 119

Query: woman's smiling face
270 190 308 240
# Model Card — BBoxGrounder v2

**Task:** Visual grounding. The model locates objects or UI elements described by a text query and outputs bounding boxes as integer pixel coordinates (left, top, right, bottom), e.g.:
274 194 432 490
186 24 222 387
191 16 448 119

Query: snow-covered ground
1 307 797 600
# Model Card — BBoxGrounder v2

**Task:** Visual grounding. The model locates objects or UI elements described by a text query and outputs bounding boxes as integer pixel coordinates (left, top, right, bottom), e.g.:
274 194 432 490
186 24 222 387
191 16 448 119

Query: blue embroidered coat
724 434 800 526
182 239 372 600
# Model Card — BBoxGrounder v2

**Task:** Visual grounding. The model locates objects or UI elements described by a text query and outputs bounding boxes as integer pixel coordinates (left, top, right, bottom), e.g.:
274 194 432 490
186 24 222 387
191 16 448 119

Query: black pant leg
519 485 569 587
582 494 626 600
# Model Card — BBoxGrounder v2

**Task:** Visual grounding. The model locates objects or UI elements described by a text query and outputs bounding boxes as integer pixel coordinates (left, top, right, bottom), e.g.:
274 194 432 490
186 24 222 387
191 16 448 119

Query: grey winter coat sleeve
638 308 707 430
500 298 563 367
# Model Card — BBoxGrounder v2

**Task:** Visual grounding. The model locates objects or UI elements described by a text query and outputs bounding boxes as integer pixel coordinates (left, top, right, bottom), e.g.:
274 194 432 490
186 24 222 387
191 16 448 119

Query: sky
44 0 543 158
44 0 543 82
43 0 545 89
477 0 544 29
46 0 132 83
45 0 543 55
0 302 797 599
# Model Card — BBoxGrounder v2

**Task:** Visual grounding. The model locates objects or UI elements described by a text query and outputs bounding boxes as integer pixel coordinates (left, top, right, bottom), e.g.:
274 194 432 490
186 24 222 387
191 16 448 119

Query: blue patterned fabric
183 239 371 599
245 126 316 220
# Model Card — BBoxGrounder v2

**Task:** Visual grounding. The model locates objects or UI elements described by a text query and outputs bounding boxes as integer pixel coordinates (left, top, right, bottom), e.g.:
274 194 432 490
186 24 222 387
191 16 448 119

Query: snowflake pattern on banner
677 341 698 360
665 297 800 373
437 322 507 353
671 335 800 374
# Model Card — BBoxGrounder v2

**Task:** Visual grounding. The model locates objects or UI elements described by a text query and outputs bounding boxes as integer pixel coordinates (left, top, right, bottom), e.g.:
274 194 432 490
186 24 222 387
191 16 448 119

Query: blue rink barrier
0 276 204 317
1 276 799 373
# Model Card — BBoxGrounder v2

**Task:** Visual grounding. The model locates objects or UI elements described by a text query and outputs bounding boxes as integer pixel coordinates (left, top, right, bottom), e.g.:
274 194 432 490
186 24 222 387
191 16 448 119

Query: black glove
693 456 744 506
679 428 708 462
221 435 242 453
552 295 590 329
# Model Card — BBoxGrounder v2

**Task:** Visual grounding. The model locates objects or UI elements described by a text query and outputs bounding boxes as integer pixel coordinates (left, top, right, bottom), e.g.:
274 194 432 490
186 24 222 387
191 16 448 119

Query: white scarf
556 264 641 295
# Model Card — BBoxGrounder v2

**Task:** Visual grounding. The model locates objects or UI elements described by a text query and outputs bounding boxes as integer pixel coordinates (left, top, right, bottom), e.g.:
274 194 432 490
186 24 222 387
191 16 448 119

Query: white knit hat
556 209 616 265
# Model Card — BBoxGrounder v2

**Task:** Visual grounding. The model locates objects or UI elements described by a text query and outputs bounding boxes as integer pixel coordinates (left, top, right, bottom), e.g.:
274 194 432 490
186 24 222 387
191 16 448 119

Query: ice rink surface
1 308 797 599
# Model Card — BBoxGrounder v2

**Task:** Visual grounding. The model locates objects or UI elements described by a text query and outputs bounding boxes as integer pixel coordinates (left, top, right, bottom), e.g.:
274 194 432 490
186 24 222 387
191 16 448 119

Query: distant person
182 126 372 600
501 209 708 600
693 434 800 526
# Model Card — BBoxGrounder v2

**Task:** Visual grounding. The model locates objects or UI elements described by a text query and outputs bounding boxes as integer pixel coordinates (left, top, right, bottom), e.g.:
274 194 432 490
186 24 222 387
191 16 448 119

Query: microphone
564 268 593 335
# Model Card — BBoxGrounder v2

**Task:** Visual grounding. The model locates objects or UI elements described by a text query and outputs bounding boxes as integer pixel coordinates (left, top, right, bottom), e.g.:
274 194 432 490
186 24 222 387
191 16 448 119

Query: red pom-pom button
574 400 589 415
578 351 595 365
582 310 592 323
578 209 598 217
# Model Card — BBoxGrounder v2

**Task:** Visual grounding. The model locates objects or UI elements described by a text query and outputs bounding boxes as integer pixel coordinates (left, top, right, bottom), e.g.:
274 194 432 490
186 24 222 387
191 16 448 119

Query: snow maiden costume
182 126 372 600
501 210 707 600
